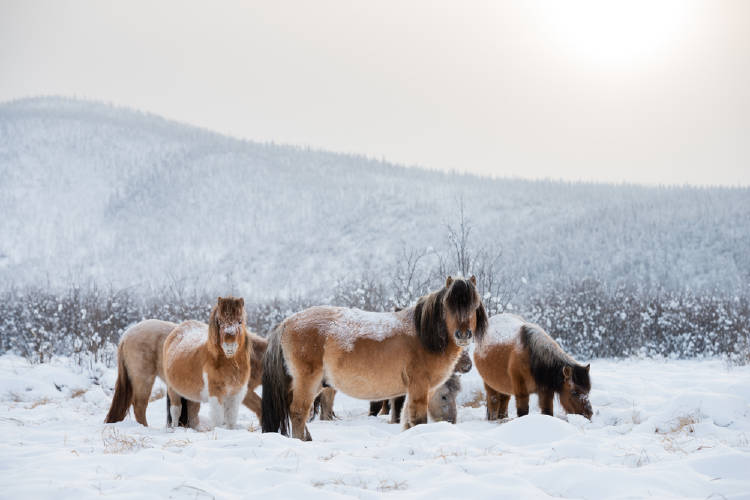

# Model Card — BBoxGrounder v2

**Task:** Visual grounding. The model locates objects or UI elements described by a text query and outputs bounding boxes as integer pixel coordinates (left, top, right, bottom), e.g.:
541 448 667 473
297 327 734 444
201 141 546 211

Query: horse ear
585 363 590 373
239 297 244 307
469 275 476 286
218 296 223 303
562 365 572 380
445 276 453 288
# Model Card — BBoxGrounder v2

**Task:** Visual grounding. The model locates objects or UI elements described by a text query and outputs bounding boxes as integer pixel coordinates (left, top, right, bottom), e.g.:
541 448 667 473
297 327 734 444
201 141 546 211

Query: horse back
120 319 178 382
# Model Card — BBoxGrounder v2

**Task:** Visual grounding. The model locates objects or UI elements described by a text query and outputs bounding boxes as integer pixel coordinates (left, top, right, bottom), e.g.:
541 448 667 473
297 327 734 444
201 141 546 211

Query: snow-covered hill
1 97 748 300
1 354 749 498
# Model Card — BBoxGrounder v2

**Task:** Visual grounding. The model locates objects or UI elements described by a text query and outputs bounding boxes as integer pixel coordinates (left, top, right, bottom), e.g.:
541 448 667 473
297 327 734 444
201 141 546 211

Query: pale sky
1 0 748 186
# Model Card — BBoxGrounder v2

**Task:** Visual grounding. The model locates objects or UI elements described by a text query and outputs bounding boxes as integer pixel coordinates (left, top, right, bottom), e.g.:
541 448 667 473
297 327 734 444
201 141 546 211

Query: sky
1 0 748 186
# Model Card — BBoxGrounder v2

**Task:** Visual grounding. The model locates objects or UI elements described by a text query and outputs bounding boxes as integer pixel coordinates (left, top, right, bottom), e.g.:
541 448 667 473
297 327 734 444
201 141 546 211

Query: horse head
415 275 488 352
558 364 593 419
210 296 246 358
442 275 487 348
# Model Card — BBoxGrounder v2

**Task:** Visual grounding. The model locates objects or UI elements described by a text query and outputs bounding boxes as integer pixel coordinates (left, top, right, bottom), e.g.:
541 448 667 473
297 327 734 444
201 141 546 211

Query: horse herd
105 276 592 441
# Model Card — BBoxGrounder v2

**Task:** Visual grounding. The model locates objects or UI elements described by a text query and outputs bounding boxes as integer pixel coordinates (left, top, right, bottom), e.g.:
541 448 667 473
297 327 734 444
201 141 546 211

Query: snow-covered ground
1 354 749 499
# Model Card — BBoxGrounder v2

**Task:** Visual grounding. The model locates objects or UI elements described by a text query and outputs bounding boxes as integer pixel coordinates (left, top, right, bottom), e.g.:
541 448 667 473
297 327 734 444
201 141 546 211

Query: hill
1 97 748 301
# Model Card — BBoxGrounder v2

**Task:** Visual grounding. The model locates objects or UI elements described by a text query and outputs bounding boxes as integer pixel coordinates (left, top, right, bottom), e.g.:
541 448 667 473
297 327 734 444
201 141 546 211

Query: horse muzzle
454 329 473 347
222 341 238 357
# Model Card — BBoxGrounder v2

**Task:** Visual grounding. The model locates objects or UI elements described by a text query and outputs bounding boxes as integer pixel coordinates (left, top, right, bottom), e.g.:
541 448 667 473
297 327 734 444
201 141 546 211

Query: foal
163 297 251 429
474 313 592 420
367 349 473 424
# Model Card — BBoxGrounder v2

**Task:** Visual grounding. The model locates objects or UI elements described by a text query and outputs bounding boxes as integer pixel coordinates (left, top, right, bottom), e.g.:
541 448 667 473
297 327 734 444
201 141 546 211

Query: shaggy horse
164 297 252 429
262 276 487 440
473 313 592 420
367 349 473 424
104 317 267 428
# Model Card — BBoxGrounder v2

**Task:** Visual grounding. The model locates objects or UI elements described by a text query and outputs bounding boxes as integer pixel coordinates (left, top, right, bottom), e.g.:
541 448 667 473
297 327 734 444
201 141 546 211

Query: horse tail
104 346 133 423
309 394 322 422
261 324 291 435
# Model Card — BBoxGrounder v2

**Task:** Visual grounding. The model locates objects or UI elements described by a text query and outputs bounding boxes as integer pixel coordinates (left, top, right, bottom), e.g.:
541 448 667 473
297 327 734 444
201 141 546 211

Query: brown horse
473 313 592 420
104 317 267 428
164 297 252 429
262 276 488 440
366 349 473 424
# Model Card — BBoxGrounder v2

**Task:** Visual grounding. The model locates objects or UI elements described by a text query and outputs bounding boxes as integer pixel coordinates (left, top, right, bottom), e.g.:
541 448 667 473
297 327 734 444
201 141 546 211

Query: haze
1 0 748 186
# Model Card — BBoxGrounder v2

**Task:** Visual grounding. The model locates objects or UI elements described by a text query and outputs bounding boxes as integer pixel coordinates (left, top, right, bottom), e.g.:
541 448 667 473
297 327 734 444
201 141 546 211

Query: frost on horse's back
326 308 405 351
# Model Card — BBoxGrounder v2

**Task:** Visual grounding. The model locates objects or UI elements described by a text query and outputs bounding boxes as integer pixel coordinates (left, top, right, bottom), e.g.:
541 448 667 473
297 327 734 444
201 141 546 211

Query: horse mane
520 323 591 393
414 288 449 353
442 373 462 394
207 303 222 356
413 277 487 353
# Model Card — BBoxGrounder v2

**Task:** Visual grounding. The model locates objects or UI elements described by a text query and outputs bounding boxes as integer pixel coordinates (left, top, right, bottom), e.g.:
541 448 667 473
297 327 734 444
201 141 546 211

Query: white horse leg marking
223 386 247 429
169 404 182 428
210 396 224 427
199 373 209 402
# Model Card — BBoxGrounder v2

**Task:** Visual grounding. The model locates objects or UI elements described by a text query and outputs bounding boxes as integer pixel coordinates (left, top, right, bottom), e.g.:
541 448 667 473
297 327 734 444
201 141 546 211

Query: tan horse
474 313 592 420
164 297 252 429
262 276 488 440
105 308 267 428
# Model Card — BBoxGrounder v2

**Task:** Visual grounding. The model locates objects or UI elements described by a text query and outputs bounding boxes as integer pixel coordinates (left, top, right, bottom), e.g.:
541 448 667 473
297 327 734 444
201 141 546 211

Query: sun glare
533 0 695 68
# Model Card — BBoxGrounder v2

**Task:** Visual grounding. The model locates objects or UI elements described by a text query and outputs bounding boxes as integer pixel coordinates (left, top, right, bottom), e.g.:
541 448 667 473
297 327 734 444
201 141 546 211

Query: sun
531 0 696 69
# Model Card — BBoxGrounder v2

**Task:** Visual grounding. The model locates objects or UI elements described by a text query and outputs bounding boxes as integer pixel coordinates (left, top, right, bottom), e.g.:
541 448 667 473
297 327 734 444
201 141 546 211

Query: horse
104 317 267 428
366 349 473 424
261 275 487 440
473 313 592 420
163 297 253 429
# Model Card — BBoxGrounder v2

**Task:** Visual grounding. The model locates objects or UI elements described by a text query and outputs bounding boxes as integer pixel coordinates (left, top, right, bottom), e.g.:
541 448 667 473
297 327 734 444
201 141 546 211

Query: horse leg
403 384 429 430
223 388 247 429
512 375 530 417
289 374 321 441
538 389 554 416
166 387 183 428
242 390 262 423
369 401 382 416
186 400 201 429
515 393 530 417
318 387 336 421
484 383 504 421
131 374 155 427
390 396 405 424
209 394 225 427
497 394 510 419
380 400 391 416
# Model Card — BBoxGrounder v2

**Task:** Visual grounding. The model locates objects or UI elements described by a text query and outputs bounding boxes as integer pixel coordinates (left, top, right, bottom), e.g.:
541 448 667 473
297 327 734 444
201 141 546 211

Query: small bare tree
440 197 521 316
390 245 434 308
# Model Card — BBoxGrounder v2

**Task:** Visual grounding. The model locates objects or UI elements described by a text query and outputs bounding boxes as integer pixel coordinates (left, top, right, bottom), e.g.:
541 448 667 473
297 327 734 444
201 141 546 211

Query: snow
326 308 405 351
1 354 749 499
475 313 524 356
165 321 207 359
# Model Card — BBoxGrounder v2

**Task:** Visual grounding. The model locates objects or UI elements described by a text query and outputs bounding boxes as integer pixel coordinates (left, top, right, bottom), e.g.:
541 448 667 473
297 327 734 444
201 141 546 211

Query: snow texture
165 322 207 359
326 308 405 351
1 354 749 499
475 313 525 356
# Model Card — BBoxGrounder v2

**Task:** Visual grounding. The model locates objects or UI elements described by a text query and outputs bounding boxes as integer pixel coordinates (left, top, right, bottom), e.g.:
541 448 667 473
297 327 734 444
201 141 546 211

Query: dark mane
208 302 222 353
413 277 488 352
442 373 461 394
520 323 591 393
414 288 449 353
